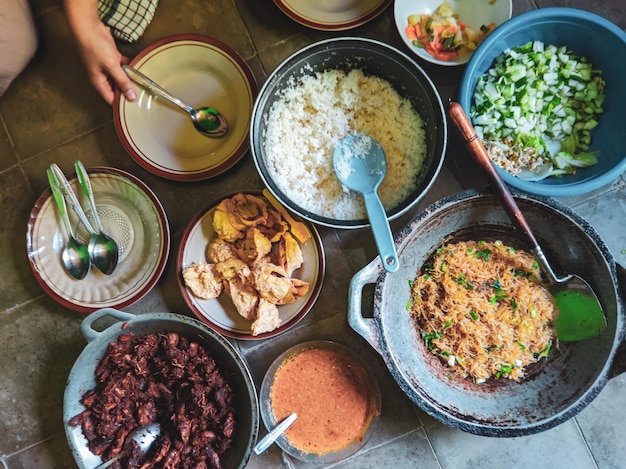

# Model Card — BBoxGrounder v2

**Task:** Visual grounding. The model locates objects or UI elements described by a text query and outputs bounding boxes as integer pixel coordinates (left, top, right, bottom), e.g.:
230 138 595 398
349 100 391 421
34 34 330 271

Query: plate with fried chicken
177 191 325 339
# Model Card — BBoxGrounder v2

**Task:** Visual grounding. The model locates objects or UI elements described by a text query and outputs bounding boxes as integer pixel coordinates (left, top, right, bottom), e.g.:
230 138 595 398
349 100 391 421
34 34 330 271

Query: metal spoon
94 422 161 469
46 168 91 280
122 65 228 138
49 164 118 276
449 102 607 342
333 133 399 273
254 413 297 455
74 161 119 275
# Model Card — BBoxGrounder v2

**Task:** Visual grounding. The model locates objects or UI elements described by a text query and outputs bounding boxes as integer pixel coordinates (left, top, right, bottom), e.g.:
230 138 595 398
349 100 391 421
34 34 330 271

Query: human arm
63 0 137 105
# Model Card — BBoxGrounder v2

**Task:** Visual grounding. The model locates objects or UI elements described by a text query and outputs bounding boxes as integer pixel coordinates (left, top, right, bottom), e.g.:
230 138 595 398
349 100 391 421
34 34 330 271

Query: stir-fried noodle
410 240 555 383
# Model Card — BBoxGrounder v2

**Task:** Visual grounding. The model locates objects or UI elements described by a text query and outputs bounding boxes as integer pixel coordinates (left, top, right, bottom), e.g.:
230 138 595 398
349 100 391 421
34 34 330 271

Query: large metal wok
63 308 259 468
348 189 626 437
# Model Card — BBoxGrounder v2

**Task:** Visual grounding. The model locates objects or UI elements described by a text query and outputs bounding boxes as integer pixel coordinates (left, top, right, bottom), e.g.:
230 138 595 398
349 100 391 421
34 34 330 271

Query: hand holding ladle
122 65 228 138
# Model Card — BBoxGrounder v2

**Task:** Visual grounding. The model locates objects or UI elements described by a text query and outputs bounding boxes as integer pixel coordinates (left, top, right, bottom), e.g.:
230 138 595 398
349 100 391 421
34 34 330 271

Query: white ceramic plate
114 34 258 181
274 0 391 31
394 0 512 66
177 191 325 340
27 167 170 312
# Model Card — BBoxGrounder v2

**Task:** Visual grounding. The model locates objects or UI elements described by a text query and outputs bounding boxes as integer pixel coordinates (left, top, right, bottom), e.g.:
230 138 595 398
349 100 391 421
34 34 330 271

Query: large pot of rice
348 189 626 437
250 37 447 229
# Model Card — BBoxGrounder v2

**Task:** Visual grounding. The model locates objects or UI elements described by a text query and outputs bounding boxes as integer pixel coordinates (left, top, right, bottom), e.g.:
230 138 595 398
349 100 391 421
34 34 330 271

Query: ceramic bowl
273 0 391 31
177 191 325 340
458 8 626 196
394 0 512 66
27 167 170 312
114 34 258 181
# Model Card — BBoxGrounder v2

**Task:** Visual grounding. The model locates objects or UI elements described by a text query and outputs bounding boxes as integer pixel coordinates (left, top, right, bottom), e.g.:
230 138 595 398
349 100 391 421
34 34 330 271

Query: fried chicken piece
182 262 223 299
224 277 259 321
236 227 272 264
251 299 281 336
277 278 310 305
277 231 304 276
206 238 238 264
215 257 251 283
252 259 291 304
256 209 288 243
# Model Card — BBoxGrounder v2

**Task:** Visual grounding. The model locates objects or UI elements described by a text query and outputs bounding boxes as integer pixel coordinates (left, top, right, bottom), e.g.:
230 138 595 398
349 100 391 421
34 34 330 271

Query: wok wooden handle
448 102 540 250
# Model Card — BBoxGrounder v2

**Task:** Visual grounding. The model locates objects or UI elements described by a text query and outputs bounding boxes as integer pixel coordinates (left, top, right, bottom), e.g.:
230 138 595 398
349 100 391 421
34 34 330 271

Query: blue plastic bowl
458 8 626 197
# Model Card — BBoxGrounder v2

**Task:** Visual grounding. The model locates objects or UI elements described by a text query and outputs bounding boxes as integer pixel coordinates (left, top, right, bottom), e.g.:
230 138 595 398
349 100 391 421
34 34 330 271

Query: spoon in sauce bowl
253 413 297 455
122 65 228 138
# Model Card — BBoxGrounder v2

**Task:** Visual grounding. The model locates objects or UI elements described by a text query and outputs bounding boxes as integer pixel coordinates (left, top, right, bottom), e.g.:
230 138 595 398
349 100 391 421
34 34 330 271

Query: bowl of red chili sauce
259 340 381 463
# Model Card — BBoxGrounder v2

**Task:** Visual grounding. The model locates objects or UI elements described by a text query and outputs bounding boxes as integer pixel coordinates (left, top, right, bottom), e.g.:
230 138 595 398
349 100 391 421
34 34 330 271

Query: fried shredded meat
410 240 556 383
183 193 310 335
68 332 237 469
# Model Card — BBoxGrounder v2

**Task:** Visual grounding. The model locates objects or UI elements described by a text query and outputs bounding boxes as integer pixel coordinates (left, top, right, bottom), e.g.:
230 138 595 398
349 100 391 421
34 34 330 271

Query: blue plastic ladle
333 134 399 273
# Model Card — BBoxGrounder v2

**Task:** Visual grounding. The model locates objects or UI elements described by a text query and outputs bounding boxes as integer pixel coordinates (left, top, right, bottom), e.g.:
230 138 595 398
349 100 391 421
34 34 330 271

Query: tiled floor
1 0 625 468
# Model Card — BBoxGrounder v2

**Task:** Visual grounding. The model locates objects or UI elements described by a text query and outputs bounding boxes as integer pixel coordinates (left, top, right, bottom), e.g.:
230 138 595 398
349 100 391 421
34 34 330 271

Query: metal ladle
49 164 119 276
449 102 607 342
46 168 91 280
333 133 399 273
94 422 161 469
122 65 228 138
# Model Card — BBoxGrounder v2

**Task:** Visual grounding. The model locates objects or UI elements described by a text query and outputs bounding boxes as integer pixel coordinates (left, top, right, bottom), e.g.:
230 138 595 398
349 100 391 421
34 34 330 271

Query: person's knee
0 1 38 96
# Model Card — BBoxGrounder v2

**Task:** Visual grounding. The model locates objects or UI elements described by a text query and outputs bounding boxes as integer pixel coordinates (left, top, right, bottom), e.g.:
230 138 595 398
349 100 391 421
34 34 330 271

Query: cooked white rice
262 68 428 220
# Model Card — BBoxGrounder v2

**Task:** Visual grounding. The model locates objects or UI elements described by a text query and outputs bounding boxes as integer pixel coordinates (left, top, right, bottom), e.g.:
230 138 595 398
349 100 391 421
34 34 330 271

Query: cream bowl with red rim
177 191 325 340
259 340 381 463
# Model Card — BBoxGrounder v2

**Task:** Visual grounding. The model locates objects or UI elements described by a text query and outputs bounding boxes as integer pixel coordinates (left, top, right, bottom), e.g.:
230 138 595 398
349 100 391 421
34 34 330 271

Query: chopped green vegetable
476 249 491 261
470 40 605 179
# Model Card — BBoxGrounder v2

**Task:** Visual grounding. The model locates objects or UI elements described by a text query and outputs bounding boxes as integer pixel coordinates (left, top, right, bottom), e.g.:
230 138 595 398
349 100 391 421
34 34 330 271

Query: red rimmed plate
26 167 170 313
273 0 391 31
177 191 325 340
114 34 258 181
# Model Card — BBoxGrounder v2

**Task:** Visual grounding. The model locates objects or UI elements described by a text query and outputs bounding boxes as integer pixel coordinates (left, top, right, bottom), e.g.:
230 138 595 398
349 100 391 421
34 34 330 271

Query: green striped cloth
98 0 159 43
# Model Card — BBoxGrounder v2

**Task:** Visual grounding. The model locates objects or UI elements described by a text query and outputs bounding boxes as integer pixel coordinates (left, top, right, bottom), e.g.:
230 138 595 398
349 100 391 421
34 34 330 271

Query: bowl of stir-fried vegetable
459 7 626 196
394 0 512 66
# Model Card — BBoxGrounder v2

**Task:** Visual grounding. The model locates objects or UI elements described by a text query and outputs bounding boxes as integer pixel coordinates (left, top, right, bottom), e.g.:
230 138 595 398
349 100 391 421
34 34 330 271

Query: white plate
394 0 512 66
177 191 325 340
114 34 258 181
274 0 391 31
27 167 170 312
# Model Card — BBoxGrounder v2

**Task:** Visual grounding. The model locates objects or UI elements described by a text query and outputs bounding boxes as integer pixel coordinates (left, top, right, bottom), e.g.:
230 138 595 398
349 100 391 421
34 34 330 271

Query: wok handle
347 261 383 355
81 308 136 343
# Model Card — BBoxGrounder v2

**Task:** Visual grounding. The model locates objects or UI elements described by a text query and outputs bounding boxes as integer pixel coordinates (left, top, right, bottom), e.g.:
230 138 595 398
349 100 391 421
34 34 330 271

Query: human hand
74 21 137 105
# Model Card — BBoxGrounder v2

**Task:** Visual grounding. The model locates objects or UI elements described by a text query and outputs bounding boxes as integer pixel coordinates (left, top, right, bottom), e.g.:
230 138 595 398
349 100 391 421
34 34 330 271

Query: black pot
63 309 259 468
250 37 447 229
348 189 626 437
